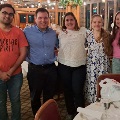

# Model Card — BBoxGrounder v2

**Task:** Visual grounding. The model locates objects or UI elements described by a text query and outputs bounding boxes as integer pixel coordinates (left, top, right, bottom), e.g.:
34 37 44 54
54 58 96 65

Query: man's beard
4 22 11 26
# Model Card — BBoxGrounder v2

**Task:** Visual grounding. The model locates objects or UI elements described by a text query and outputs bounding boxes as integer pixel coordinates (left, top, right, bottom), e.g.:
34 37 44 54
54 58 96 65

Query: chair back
34 99 61 120
97 74 120 99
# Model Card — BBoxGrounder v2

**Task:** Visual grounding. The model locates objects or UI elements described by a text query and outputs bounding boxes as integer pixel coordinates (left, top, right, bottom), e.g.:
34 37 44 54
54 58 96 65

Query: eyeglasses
1 11 14 17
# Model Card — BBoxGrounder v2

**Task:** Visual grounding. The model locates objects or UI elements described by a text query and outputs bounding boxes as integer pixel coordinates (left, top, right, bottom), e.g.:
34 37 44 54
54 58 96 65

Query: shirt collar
35 25 50 33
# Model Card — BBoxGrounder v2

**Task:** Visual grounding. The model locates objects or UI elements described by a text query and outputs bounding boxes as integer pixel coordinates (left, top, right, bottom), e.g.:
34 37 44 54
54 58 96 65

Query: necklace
95 36 102 43
93 32 102 43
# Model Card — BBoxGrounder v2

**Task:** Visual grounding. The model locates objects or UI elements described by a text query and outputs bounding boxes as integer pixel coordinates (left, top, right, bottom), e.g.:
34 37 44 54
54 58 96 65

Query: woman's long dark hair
62 12 79 31
111 11 120 46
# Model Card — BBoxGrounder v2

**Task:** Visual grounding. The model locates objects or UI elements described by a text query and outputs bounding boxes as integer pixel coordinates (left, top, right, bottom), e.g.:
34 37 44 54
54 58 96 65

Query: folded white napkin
21 61 28 78
77 107 103 120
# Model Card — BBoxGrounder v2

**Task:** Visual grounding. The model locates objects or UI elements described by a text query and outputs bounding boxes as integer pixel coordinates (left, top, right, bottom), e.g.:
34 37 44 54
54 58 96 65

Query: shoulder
48 28 57 36
86 29 92 38
78 27 87 37
56 25 62 33
104 30 110 34
79 27 87 32
12 26 24 35
12 26 22 31
48 27 55 33
23 25 36 33
86 29 91 34
102 29 111 37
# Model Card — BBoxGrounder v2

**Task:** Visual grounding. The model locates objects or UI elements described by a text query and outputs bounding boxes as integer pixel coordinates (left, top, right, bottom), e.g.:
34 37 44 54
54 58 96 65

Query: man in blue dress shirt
24 8 58 116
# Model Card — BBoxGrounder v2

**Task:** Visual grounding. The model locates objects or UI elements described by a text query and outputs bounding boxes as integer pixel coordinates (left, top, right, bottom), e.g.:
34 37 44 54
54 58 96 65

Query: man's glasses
1 11 14 17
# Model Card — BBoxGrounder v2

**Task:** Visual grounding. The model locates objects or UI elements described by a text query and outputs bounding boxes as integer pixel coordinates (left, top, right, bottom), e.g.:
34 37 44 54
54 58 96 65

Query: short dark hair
0 4 15 14
35 8 49 17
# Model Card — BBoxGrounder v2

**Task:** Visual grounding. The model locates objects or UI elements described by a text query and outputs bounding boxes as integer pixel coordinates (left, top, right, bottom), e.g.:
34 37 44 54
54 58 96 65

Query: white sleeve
51 24 62 34
79 27 87 38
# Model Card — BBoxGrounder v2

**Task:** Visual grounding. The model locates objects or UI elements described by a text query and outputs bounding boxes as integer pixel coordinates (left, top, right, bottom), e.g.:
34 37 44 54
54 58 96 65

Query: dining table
73 101 120 120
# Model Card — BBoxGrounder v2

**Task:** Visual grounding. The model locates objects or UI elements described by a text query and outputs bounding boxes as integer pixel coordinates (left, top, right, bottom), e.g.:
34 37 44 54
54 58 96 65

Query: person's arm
7 47 27 77
54 34 59 56
51 24 61 33
0 49 26 80
85 29 89 55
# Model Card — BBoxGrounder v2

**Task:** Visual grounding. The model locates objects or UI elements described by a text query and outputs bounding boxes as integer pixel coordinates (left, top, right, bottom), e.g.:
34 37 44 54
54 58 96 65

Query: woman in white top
57 12 86 120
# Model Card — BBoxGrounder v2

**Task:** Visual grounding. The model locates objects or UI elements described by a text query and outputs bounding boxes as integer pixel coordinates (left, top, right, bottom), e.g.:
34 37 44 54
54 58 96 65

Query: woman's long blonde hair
91 14 112 56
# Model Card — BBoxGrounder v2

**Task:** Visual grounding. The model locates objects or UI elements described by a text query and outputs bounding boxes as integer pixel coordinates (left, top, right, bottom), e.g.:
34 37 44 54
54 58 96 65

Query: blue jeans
0 73 23 120
112 58 120 73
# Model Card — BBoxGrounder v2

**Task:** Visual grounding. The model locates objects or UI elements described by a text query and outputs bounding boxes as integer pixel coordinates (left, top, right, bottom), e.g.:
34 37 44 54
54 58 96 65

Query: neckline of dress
91 32 102 44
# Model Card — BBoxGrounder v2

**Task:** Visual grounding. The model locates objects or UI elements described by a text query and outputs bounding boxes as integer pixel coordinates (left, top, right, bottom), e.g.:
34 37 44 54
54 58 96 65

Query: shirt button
45 54 46 55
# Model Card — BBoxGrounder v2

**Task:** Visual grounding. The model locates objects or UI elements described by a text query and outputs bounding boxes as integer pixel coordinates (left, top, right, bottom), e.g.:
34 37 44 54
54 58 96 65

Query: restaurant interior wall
84 0 119 31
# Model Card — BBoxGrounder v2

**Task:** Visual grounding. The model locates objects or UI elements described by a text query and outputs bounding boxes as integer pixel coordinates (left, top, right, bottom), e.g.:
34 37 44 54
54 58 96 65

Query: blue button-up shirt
24 25 58 65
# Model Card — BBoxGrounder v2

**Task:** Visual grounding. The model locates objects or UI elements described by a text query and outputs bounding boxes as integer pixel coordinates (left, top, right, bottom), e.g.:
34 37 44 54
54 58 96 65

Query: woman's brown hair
62 12 79 31
101 28 112 56
111 11 120 46
91 14 112 56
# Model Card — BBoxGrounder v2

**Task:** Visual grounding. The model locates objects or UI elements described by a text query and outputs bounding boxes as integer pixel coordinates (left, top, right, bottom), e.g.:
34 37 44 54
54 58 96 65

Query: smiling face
0 7 14 25
115 13 120 28
65 15 76 30
35 11 49 31
91 16 103 31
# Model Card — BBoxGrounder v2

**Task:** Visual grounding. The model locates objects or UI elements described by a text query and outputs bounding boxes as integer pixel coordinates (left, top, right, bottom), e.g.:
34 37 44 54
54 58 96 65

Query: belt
29 63 55 68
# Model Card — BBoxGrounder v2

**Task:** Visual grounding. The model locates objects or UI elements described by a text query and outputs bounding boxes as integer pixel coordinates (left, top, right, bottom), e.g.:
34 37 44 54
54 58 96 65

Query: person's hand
0 72 10 81
54 48 58 56
7 68 13 77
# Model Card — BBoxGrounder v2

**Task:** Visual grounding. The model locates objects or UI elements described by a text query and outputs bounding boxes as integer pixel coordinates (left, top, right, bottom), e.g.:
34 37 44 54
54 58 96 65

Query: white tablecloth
73 102 120 120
